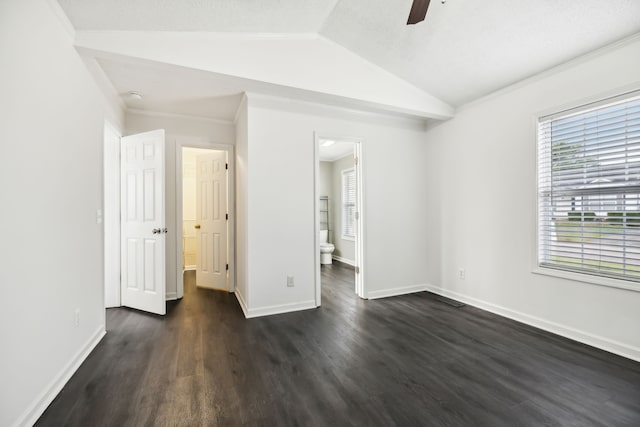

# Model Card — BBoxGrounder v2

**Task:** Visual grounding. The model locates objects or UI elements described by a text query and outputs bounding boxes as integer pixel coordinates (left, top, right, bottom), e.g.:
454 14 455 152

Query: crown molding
245 92 428 131
457 31 640 113
233 93 248 125
45 0 76 40
126 108 234 126
81 56 127 110
76 30 320 42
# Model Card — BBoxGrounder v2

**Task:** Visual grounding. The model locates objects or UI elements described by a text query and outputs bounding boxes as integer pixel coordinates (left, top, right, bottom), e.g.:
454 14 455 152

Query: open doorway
314 135 365 306
178 145 234 296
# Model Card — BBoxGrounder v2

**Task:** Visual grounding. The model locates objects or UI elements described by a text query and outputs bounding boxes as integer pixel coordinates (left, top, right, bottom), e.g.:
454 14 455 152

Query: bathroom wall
320 155 356 262
331 154 356 263
319 161 332 199
319 161 332 235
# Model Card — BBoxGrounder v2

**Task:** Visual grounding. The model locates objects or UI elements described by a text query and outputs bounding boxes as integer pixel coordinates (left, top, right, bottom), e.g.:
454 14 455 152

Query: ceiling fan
407 0 445 25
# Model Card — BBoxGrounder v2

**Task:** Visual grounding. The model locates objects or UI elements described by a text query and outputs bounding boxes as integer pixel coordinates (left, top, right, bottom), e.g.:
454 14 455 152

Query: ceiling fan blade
407 0 431 25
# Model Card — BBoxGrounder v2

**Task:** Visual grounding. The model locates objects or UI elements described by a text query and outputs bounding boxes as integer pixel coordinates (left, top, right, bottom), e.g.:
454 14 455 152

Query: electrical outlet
74 309 80 326
458 269 466 280
287 276 295 287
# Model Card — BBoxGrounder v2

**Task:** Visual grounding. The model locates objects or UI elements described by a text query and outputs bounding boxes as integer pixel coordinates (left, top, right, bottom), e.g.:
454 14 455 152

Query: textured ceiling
320 0 640 105
57 0 339 32
97 58 244 121
58 0 640 107
319 140 354 162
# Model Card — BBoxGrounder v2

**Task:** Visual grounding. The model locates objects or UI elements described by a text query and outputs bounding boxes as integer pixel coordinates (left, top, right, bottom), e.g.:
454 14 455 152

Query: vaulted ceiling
97 58 246 121
58 0 640 110
321 0 640 105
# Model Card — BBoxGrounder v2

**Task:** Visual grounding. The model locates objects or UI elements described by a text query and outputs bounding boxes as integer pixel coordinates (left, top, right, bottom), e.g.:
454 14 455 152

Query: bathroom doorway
177 144 235 295
314 135 365 306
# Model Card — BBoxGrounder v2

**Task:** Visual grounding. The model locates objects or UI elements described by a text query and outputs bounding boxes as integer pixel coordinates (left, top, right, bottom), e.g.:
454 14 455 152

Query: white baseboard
425 285 640 363
195 284 232 292
246 300 316 319
12 326 106 427
332 256 355 266
234 288 316 319
367 284 429 300
166 292 178 301
235 288 249 318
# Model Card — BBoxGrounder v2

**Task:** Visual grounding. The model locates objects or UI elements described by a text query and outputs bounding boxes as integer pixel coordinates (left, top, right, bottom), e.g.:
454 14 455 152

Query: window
538 91 640 283
342 168 356 240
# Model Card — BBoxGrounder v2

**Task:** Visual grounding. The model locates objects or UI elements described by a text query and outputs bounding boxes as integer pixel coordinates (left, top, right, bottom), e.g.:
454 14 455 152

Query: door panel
121 129 166 315
196 151 228 290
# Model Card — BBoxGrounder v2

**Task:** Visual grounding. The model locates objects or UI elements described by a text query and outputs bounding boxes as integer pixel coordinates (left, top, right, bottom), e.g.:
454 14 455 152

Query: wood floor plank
36 264 640 426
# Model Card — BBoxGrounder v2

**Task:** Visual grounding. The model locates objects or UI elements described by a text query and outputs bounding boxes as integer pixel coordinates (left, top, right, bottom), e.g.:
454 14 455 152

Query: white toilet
319 230 335 265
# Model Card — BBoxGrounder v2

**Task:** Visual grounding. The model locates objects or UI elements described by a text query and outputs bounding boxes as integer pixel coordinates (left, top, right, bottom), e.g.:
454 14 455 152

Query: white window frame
534 89 640 292
341 167 356 241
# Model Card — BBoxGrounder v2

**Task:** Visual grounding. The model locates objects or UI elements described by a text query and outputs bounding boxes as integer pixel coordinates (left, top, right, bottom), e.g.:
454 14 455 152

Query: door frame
313 133 366 306
103 119 122 308
175 138 236 298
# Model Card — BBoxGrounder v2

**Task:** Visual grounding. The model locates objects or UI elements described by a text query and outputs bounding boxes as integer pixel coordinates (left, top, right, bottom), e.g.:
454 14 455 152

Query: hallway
37 265 640 426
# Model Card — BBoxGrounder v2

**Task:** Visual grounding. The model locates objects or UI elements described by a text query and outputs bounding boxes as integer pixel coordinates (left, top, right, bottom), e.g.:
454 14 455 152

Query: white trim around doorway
175 138 236 299
103 119 122 308
313 133 366 306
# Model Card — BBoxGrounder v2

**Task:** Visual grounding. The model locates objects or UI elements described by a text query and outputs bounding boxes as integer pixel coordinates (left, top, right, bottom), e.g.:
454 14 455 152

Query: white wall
0 1 124 425
235 97 250 313
242 94 430 315
330 155 356 262
423 36 640 360
182 148 198 221
319 161 332 199
125 110 235 300
125 111 234 140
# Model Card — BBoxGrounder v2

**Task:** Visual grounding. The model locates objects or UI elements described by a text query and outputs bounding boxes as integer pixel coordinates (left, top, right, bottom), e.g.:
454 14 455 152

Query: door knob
152 228 160 234
194 224 201 229
163 227 168 234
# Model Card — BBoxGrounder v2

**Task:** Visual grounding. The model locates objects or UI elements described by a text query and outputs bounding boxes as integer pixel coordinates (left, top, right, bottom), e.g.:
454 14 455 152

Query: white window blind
342 168 356 239
538 91 640 282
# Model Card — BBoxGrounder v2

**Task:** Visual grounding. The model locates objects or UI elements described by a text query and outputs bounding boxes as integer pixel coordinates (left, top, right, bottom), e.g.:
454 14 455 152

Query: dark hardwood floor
37 264 640 426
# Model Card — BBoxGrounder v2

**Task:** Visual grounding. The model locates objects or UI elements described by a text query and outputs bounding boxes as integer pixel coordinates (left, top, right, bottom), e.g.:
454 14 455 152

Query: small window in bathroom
342 168 356 240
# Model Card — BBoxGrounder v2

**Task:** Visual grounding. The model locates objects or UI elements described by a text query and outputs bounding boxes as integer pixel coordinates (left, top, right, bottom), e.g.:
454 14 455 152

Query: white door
195 151 228 290
120 130 166 315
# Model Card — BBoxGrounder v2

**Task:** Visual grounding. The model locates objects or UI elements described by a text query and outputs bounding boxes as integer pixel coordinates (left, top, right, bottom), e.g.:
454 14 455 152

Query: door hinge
355 211 360 220
226 264 229 271
354 156 359 166
226 213 229 220
225 163 228 170
355 266 360 274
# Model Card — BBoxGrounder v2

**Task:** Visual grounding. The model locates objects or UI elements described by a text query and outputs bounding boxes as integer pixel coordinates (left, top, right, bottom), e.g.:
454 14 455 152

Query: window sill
532 266 640 293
